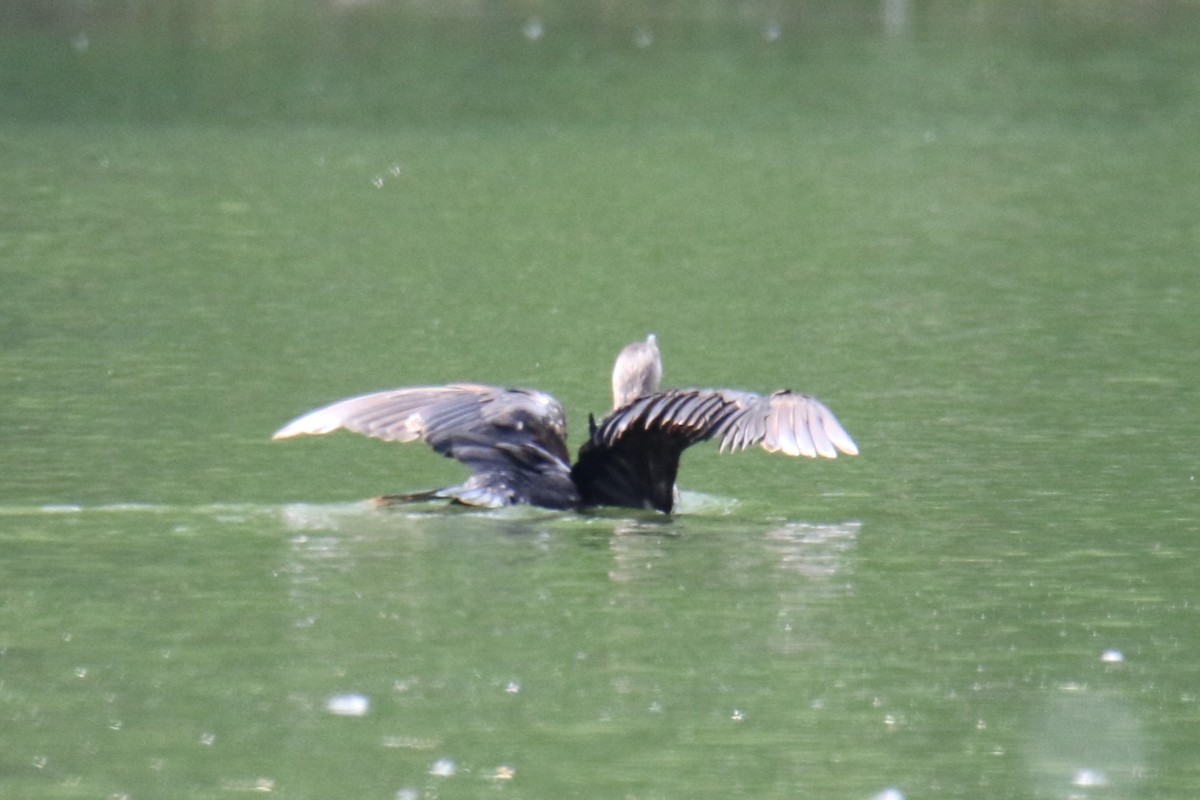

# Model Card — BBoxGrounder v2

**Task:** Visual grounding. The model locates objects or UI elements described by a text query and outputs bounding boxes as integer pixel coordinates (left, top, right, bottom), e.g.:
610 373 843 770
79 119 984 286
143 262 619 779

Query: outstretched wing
571 388 857 513
714 390 858 458
273 384 579 508
593 388 858 457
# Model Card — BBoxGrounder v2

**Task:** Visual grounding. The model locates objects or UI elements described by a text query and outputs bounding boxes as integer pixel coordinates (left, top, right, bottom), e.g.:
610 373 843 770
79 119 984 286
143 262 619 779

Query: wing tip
835 436 860 457
822 417 860 458
756 393 860 459
271 409 342 440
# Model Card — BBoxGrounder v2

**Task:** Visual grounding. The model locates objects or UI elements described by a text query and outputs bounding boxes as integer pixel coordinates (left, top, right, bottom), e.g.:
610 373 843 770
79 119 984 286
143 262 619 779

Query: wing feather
806 403 837 458
274 384 578 508
705 391 859 460
779 396 816 457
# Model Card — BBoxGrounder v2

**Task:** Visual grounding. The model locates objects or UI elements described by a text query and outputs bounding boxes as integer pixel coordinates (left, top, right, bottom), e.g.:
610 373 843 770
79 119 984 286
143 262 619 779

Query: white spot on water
1101 649 1124 664
871 789 904 800
1072 768 1109 787
505 680 521 694
882 0 911 37
1029 687 1146 798
763 22 782 42
429 757 457 777
200 732 216 746
634 28 653 48
326 693 370 716
218 777 274 792
522 17 543 41
42 504 83 513
730 709 744 721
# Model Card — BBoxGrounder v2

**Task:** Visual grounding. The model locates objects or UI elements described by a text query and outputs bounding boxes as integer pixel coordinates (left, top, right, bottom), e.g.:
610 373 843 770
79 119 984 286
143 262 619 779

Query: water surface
2 7 1199 798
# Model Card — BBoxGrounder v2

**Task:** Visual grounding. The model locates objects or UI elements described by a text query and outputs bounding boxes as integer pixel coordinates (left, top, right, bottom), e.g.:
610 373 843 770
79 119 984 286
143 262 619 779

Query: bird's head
611 333 662 410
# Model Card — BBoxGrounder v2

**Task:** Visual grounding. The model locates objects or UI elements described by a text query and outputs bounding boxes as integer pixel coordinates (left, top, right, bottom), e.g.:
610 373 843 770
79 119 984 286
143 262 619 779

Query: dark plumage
273 335 857 513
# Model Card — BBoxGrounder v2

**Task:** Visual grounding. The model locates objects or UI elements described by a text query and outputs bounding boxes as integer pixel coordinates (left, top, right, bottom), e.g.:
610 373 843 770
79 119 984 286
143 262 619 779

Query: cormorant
272 335 857 513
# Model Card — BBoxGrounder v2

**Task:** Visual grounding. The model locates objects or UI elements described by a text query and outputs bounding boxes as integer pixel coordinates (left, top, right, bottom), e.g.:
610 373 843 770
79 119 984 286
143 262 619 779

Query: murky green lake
3 5 1199 798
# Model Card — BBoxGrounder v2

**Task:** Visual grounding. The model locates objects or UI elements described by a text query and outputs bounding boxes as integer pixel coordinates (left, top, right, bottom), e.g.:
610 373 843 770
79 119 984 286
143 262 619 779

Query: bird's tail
372 484 512 509
371 489 450 508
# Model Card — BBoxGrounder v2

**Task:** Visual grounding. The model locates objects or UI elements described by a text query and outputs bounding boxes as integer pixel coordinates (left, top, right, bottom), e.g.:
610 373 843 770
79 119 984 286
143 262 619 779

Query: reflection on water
766 521 861 660
1027 682 1149 800
0 501 1189 796
766 520 860 583
273 502 871 787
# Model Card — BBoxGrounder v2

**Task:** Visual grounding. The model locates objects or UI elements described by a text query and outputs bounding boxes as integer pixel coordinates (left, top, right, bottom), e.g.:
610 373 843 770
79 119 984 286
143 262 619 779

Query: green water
3 5 1200 798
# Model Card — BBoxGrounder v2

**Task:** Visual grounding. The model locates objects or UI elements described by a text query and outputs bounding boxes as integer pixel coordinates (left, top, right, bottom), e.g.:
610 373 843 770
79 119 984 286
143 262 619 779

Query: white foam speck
522 17 543 41
326 693 370 716
1072 768 1109 787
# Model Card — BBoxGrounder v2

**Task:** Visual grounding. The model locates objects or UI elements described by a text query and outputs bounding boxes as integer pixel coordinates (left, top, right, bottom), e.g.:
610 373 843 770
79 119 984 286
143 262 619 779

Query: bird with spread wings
273 335 857 513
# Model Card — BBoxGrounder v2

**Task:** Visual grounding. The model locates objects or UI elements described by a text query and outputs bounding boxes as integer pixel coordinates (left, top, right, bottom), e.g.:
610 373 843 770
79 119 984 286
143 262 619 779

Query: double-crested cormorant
273 335 857 513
